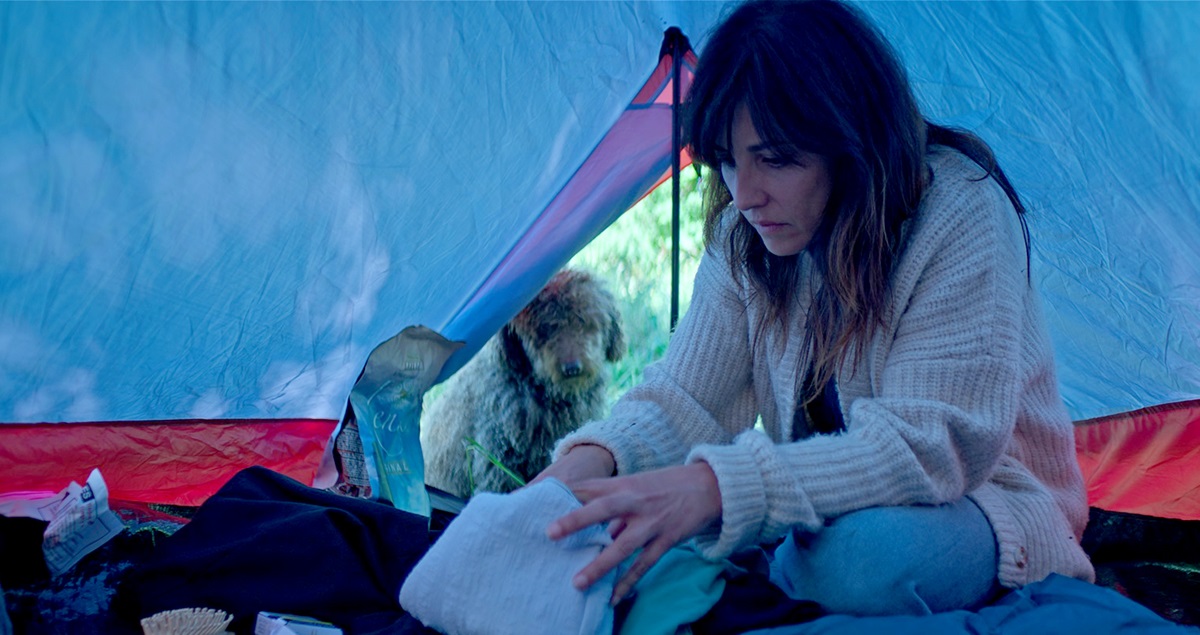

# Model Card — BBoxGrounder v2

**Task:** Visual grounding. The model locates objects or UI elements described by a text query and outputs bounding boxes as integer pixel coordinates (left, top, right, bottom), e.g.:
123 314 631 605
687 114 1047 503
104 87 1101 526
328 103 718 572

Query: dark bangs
683 41 748 171
685 8 847 174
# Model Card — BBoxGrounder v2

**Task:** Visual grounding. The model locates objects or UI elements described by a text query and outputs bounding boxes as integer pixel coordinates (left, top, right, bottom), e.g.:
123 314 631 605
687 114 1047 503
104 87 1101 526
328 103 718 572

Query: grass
463 436 527 495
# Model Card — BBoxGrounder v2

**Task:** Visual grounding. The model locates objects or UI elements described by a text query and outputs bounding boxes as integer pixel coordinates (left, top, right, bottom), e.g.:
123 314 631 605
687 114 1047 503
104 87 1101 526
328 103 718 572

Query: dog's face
504 270 624 395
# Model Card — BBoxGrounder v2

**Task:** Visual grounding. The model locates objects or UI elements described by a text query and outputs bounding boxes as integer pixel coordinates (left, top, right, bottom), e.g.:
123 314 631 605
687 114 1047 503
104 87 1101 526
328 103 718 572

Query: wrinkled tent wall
877 1 1200 419
0 1 728 425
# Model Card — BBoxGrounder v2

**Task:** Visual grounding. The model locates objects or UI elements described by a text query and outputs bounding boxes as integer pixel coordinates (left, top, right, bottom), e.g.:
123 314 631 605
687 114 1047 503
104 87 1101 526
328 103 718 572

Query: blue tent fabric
876 1 1200 419
743 574 1199 635
0 1 724 423
1 1 1198 425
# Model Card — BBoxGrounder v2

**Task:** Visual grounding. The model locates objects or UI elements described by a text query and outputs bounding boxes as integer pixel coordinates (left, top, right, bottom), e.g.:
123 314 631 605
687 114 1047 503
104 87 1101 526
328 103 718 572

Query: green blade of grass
462 437 527 495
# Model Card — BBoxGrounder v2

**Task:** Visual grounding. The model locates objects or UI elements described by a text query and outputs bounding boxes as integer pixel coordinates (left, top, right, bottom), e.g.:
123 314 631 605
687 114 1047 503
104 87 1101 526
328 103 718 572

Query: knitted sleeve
554 232 760 476
687 158 1030 558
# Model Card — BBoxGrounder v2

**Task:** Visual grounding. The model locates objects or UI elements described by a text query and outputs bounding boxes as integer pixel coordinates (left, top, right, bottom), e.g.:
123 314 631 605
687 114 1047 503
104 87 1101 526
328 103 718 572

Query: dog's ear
604 308 626 362
500 324 534 377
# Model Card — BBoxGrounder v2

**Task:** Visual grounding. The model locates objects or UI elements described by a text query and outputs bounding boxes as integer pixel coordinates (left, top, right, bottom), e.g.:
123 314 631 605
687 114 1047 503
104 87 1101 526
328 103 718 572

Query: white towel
399 478 616 635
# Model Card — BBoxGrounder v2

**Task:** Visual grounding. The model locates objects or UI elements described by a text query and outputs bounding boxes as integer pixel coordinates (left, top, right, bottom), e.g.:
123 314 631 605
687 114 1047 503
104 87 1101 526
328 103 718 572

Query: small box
254 611 343 635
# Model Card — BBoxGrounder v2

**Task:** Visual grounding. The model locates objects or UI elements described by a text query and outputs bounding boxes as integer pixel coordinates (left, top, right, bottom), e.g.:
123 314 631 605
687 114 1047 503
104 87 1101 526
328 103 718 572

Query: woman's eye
762 156 791 168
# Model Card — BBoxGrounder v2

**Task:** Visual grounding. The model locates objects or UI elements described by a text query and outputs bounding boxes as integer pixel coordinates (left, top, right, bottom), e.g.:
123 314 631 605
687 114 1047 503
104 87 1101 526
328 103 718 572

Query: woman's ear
500 324 533 377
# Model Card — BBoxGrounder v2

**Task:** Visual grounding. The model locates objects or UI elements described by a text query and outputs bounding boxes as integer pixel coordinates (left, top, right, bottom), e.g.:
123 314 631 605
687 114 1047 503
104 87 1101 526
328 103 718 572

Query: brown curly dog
421 268 624 498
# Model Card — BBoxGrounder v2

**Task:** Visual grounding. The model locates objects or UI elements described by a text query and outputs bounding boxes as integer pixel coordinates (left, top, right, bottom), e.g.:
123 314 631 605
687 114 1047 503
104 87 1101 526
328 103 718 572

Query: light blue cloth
619 545 727 635
769 498 998 616
399 478 616 635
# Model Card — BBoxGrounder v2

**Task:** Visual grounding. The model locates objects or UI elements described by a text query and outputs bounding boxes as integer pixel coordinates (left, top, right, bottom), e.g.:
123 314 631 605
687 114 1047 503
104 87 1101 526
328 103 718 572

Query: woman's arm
553 233 761 476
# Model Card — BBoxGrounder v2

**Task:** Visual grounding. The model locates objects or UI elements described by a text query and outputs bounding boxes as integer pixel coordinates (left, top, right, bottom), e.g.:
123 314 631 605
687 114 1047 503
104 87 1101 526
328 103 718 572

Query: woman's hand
547 462 722 605
528 444 616 489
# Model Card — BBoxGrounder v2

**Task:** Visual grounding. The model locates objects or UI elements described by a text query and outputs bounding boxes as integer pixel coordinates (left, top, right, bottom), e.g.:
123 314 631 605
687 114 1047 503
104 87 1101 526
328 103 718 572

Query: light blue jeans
768 498 1000 616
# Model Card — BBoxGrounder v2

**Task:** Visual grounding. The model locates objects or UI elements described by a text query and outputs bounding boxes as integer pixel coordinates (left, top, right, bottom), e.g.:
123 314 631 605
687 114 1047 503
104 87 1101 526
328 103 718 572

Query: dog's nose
561 360 583 378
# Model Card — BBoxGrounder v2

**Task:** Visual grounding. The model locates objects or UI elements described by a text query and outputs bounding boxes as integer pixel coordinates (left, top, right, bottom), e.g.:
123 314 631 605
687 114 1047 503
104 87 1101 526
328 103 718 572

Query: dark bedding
2 470 1197 635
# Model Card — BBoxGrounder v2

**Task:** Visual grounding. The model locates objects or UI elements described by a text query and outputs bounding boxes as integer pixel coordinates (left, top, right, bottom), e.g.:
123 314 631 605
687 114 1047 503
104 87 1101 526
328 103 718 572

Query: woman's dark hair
683 0 1028 409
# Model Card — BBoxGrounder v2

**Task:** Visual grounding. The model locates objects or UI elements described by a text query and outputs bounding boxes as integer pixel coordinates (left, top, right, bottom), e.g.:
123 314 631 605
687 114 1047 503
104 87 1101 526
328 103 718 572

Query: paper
33 469 126 576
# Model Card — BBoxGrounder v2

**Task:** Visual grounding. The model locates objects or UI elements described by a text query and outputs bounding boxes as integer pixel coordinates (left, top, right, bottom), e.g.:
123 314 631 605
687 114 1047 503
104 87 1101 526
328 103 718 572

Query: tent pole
669 27 682 333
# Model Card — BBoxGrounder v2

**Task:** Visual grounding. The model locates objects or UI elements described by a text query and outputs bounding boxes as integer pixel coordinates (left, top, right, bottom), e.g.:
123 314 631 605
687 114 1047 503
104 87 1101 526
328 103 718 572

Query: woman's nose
729 165 765 212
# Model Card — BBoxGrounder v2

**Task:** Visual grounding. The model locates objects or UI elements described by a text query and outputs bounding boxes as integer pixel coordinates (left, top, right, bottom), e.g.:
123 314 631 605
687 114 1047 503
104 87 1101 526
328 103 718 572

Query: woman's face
719 106 833 257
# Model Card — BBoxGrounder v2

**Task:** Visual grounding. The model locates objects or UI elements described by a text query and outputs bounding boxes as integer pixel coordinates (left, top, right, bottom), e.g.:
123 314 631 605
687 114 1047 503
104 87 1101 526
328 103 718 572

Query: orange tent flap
1075 400 1200 521
0 419 336 507
4 403 1198 517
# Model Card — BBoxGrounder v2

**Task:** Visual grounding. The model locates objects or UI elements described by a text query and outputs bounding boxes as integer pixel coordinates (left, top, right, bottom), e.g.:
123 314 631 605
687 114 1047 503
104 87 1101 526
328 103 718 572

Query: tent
1 0 1198 630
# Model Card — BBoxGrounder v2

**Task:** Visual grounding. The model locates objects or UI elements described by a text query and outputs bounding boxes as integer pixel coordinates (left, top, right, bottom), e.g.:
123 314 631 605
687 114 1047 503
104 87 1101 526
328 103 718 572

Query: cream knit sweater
556 147 1095 589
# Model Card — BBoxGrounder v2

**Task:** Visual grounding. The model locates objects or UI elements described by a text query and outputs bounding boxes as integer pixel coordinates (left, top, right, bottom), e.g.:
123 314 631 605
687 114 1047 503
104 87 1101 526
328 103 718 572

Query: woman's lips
752 221 788 234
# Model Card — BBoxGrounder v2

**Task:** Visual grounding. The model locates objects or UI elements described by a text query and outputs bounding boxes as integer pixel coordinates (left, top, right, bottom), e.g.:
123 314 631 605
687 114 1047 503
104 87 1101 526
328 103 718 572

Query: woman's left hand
546 461 722 605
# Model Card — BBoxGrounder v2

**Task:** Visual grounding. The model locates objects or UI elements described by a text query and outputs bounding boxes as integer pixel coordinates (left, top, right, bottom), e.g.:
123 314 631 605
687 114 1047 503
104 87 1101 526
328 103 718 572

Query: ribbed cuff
685 431 772 559
554 419 657 477
969 484 1027 588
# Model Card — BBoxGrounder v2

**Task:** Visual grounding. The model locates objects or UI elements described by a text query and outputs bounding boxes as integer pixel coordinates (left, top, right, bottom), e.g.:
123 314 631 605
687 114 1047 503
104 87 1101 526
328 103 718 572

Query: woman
537 0 1094 616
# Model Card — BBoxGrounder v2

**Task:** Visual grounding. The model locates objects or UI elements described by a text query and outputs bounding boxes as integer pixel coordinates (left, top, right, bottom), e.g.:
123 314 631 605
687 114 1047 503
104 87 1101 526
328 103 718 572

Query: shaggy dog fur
421 269 624 498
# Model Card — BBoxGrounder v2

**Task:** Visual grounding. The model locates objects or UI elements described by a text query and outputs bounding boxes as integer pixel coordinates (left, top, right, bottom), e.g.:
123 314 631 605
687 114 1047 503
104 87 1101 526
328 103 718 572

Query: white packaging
254 612 342 635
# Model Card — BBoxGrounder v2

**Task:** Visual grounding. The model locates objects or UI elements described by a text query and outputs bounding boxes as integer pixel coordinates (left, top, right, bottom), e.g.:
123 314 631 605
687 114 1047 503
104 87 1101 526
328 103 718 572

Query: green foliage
423 167 710 416
569 166 709 406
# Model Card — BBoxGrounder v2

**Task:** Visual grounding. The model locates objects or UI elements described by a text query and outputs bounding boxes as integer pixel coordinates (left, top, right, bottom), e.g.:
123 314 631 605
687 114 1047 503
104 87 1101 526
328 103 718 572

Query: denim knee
768 499 998 616
796 550 934 616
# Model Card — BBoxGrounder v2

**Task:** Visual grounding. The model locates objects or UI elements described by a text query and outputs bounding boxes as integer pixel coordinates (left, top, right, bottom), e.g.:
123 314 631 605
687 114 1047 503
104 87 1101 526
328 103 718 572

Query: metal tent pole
668 27 683 333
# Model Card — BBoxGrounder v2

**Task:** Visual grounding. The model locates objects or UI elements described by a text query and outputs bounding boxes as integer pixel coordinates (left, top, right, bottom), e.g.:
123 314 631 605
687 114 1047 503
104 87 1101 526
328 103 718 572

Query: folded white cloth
399 478 616 635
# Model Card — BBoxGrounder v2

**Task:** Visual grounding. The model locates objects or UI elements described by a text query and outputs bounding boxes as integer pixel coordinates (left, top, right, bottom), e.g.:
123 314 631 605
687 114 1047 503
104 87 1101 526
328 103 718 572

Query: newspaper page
0 469 127 576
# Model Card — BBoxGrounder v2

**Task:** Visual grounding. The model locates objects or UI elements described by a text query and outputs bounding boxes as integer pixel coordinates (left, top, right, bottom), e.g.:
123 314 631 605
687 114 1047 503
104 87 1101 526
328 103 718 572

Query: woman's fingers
545 463 723 599
571 519 654 591
611 537 672 605
546 483 624 540
567 475 623 503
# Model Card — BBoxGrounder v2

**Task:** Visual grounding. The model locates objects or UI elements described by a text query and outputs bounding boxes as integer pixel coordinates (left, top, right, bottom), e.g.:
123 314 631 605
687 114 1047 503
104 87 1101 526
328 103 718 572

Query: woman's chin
760 237 807 257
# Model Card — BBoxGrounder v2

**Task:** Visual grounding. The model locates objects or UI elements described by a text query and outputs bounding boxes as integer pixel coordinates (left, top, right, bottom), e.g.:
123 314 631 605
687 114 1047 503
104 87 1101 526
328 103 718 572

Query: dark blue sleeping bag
744 573 1198 635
